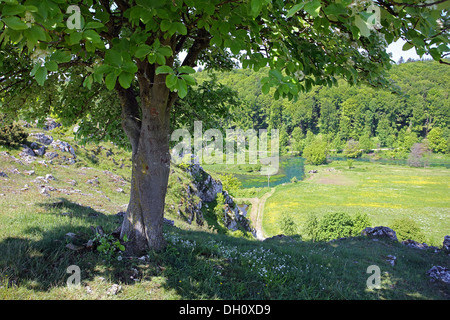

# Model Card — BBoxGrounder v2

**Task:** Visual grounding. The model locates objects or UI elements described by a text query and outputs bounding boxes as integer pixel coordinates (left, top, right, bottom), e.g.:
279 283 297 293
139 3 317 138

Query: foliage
214 192 226 222
303 136 328 165
304 212 372 242
427 127 448 154
0 115 27 148
216 173 242 197
343 139 362 158
304 213 320 242
390 218 427 243
93 233 127 262
279 213 297 236
407 142 431 167
195 60 449 155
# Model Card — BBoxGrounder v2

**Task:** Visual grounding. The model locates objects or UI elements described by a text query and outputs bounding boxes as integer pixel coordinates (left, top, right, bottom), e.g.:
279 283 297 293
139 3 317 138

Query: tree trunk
117 79 173 256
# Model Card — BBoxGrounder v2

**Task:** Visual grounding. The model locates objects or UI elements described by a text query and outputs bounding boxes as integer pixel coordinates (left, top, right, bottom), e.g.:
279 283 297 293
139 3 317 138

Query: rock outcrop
184 163 255 236
361 226 398 241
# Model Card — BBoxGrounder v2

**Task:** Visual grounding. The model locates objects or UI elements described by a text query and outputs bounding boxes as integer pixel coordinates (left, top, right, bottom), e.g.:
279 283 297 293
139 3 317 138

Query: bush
407 142 431 167
304 213 320 241
279 213 297 236
214 192 226 221
343 139 362 158
427 127 447 153
390 218 426 243
0 117 27 148
304 212 371 241
303 136 328 165
217 173 242 196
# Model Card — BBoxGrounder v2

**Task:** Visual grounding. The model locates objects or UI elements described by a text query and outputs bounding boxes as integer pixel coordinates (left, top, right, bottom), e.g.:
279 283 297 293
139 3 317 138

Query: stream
234 155 450 189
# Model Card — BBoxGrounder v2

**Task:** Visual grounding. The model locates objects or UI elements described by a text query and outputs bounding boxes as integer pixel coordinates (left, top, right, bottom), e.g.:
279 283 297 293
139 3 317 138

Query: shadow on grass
1 198 449 299
0 197 126 292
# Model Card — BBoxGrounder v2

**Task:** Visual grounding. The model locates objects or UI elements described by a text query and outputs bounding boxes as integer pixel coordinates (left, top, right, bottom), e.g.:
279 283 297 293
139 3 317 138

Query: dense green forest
193 60 449 159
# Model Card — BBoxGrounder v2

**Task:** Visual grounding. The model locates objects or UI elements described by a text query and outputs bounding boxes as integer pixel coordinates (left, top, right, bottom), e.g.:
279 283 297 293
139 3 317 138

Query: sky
386 39 424 63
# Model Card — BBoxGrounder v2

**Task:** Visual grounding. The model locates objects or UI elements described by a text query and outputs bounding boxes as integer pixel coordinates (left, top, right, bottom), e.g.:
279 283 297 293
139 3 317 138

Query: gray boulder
30 133 53 145
427 266 450 284
20 145 36 157
45 152 59 160
51 140 76 156
361 226 398 241
34 145 46 156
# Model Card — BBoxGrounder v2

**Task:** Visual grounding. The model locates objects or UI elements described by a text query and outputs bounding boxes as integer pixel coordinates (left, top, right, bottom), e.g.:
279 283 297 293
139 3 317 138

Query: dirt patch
315 175 356 186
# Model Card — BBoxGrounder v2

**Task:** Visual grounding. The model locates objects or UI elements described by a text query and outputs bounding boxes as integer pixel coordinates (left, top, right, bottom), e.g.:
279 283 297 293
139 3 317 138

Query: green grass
1 130 449 300
263 160 450 246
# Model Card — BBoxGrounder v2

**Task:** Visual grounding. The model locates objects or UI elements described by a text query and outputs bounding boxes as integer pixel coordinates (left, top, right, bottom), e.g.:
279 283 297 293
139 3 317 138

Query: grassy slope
263 160 450 246
0 127 449 300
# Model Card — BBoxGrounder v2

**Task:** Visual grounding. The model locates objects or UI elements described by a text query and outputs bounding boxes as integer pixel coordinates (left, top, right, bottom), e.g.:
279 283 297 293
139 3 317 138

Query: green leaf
105 72 117 90
155 65 173 75
174 22 187 35
180 74 196 86
122 61 138 74
158 46 173 57
2 16 28 30
2 4 26 16
261 82 271 95
177 66 195 74
176 78 188 98
83 75 93 89
286 3 305 18
50 51 72 63
84 21 104 29
135 44 152 58
402 41 414 51
69 31 83 45
250 0 263 17
44 60 58 72
35 66 47 86
165 73 178 88
83 30 102 43
160 20 171 32
24 26 47 45
105 49 123 67
118 72 134 89
155 52 166 65
304 0 321 18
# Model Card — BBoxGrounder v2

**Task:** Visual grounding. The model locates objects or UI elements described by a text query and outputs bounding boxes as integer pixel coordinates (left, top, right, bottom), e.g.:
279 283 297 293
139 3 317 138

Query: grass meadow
263 160 450 246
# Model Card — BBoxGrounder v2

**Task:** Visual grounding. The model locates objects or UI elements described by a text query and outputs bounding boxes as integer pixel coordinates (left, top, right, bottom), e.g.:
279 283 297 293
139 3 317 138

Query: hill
0 119 449 300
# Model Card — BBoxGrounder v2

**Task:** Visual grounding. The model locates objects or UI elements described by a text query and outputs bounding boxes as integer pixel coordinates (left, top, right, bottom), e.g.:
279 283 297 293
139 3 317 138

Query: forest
190 59 449 161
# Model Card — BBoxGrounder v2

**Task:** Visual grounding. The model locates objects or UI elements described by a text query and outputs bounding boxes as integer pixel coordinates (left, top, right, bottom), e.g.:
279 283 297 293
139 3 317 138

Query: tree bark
117 76 172 255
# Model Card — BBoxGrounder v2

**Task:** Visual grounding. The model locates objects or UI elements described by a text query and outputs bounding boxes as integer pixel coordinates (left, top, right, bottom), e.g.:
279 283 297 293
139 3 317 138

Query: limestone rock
427 266 450 284
361 226 398 241
30 133 54 145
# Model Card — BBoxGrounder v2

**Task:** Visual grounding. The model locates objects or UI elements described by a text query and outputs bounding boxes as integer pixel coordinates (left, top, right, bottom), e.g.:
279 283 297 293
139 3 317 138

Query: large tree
0 0 448 254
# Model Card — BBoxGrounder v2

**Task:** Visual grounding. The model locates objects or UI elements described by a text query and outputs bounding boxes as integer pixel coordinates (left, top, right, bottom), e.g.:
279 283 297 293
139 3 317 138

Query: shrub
304 212 371 241
214 192 226 221
390 218 426 243
0 116 27 148
407 142 431 167
217 173 242 196
303 136 328 165
343 139 362 158
317 212 354 241
304 213 320 241
279 213 297 236
427 127 447 153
